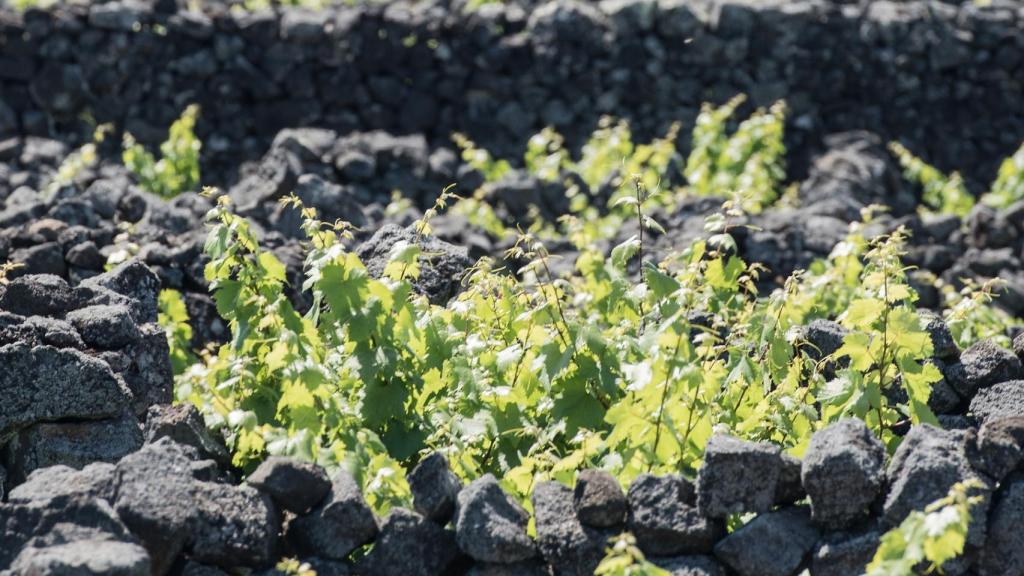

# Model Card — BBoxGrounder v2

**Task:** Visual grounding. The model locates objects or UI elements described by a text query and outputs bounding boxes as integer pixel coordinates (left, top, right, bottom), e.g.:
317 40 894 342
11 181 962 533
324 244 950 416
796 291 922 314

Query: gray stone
954 340 1022 399
357 508 460 576
696 435 783 518
801 419 887 530
969 379 1024 425
465 559 552 576
977 474 1024 576
0 274 74 316
3 412 142 484
190 482 280 569
88 1 148 31
919 310 959 360
810 528 882 576
247 456 331 514
713 507 820 576
66 304 140 350
357 224 474 305
975 416 1024 481
119 324 175 416
651 555 727 576
144 403 230 466
81 260 162 323
883 425 991 547
574 468 627 528
7 462 117 504
775 453 806 506
627 474 722 556
288 470 379 560
408 452 463 524
798 319 849 360
0 344 132 440
8 539 150 575
454 474 536 563
532 481 610 576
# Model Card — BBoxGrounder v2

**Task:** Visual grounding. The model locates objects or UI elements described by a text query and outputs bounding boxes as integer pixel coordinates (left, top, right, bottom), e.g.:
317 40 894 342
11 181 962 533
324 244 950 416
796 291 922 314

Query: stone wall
1 0 1023 188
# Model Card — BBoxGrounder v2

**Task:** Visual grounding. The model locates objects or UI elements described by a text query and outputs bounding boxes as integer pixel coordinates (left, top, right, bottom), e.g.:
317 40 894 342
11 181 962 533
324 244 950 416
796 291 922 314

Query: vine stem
650 326 686 471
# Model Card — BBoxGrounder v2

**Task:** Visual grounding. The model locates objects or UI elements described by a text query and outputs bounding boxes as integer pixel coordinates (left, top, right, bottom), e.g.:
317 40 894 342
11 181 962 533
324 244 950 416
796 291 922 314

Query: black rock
454 474 536 563
7 462 117 504
919 310 959 360
190 482 280 569
66 304 141 349
532 481 610 576
713 507 820 576
974 416 1024 481
801 419 887 530
8 242 66 277
696 435 783 518
80 259 162 323
288 470 379 560
797 319 849 361
408 452 463 524
969 380 1024 425
247 456 332 514
357 224 474 305
0 273 74 316
144 403 231 466
7 539 151 575
627 474 722 557
977 473 1024 576
358 508 460 576
810 527 882 576
954 340 1022 399
573 468 627 528
774 453 806 506
650 555 727 576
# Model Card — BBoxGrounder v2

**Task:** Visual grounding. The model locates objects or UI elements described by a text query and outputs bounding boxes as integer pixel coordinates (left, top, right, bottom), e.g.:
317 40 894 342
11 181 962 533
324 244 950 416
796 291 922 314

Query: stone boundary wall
1 0 1022 188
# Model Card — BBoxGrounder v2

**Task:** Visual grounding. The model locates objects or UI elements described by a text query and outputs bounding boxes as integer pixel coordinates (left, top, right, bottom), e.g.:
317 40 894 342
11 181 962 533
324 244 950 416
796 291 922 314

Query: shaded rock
288 470 379 560
977 473 1024 576
651 555 727 576
357 508 460 576
81 259 162 323
8 242 66 277
0 274 74 316
118 324 175 416
954 340 1021 399
66 304 140 349
919 310 958 360
454 474 536 563
465 558 552 576
144 403 230 466
713 507 820 576
883 425 991 547
627 474 722 556
0 344 131 440
190 482 280 568
775 453 806 506
247 456 331 514
801 419 886 530
574 468 627 528
969 379 1024 425
3 412 142 485
8 539 150 575
408 452 463 524
357 223 474 305
810 527 882 576
974 416 1024 481
7 462 117 504
696 435 783 518
797 319 848 361
532 481 610 575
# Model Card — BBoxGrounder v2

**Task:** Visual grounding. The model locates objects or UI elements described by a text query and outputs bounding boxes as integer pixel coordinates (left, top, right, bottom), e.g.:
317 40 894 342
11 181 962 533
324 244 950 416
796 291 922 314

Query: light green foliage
943 278 1015 349
867 480 983 576
825 227 941 448
595 533 670 576
158 289 196 376
684 95 787 213
44 124 111 200
453 133 511 182
889 142 974 217
274 558 317 576
984 141 1024 209
123 104 201 199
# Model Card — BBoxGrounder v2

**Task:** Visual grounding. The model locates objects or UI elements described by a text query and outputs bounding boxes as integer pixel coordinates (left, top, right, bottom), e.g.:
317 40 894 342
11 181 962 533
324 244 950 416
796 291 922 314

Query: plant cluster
122 104 201 199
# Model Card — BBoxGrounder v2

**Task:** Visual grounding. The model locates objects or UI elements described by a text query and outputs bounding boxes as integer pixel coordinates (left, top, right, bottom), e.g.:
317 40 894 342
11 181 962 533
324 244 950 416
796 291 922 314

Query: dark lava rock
66 304 141 349
144 403 230 466
650 555 727 576
977 473 1024 576
190 482 280 568
796 319 848 361
775 453 806 506
80 259 162 323
246 456 331 514
3 412 143 484
574 468 627 528
810 527 882 576
974 416 1024 481
696 435 783 518
969 380 1024 425
1013 331 1024 361
0 273 74 316
358 508 460 576
919 310 959 360
288 470 379 560
532 481 610 576
408 452 463 524
7 462 117 504
0 344 131 439
357 223 474 305
801 419 886 530
713 507 820 576
627 474 722 556
7 539 150 575
454 474 536 563
883 425 991 547
954 340 1022 399
465 558 552 576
